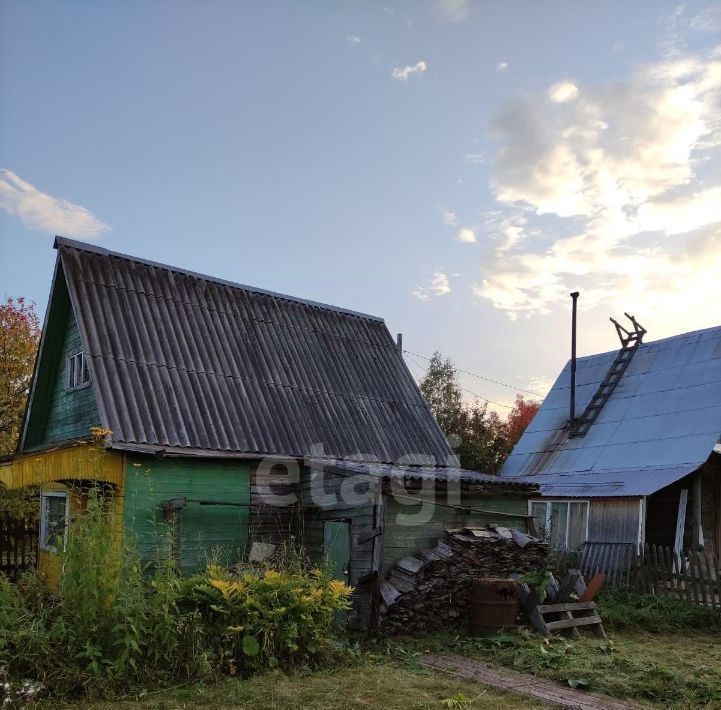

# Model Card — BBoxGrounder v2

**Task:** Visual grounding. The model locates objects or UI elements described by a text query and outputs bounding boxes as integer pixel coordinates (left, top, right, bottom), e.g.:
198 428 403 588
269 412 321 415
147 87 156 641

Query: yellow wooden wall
1 444 125 587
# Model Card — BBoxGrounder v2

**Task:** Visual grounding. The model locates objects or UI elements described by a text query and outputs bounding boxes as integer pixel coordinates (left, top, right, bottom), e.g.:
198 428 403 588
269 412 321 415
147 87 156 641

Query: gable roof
499 325 721 496
21 237 457 465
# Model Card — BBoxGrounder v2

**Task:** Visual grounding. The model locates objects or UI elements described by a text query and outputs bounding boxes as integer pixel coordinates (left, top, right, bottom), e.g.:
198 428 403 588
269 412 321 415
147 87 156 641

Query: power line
404 351 515 410
403 348 544 398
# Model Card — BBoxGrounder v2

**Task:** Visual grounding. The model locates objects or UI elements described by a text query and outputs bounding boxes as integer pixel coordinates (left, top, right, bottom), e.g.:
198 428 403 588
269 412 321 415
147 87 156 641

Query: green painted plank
123 455 251 573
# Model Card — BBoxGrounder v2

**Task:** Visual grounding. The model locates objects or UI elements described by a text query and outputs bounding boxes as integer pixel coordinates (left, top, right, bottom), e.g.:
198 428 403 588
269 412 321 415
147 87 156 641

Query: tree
504 394 541 450
0 297 40 456
418 352 541 473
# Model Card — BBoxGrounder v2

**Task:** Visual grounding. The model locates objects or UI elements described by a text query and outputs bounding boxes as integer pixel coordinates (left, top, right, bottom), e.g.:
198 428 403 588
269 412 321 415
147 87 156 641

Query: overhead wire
403 348 544 398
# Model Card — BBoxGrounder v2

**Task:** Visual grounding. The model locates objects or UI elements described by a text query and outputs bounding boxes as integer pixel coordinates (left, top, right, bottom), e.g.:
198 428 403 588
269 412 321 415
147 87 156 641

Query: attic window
66 351 90 390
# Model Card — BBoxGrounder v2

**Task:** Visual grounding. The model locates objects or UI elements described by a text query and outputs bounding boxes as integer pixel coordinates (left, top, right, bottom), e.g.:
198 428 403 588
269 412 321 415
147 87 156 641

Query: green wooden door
324 520 350 582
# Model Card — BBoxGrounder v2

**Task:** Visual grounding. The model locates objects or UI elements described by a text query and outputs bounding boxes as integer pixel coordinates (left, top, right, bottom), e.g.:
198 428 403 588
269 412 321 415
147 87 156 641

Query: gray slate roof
500 325 721 496
55 238 457 464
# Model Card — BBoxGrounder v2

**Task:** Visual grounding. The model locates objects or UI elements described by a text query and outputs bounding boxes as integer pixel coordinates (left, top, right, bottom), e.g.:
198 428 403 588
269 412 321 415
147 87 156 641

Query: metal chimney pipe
396 332 403 353
570 292 579 428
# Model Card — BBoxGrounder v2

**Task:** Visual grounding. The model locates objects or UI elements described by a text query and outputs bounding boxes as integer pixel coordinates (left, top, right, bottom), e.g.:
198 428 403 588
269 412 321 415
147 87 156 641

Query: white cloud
691 6 721 33
391 60 427 81
526 375 554 397
456 227 476 243
440 207 457 226
437 0 469 23
0 169 108 238
497 62 509 72
474 44 721 322
413 271 451 300
346 35 361 44
548 80 579 103
463 152 485 164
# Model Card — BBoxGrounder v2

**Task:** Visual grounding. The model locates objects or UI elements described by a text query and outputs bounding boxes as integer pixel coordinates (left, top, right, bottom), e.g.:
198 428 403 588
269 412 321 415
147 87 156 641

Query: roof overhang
522 463 705 498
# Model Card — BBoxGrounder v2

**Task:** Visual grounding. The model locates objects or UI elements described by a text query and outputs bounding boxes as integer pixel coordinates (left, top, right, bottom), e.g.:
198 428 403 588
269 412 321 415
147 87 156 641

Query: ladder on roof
570 313 646 438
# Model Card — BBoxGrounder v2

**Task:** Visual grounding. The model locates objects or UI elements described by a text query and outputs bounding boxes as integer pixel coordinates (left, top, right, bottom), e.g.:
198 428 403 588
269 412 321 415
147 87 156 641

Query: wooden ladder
570 312 646 438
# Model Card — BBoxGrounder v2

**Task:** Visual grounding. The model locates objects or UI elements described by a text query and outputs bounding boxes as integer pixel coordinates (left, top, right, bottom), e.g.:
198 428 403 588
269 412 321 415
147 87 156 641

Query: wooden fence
0 516 37 580
555 541 721 609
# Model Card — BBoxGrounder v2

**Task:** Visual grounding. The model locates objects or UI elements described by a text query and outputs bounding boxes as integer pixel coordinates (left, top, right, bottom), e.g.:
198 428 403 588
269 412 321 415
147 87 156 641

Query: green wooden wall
23 265 101 451
382 491 529 576
40 311 100 446
123 455 251 573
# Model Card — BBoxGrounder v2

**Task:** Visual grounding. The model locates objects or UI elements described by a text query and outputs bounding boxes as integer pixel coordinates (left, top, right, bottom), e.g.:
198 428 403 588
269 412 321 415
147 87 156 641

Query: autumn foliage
0 297 41 456
420 352 540 473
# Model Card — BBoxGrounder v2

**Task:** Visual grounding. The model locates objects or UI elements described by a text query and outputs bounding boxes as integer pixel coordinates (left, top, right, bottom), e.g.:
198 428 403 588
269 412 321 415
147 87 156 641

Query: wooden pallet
534 601 606 639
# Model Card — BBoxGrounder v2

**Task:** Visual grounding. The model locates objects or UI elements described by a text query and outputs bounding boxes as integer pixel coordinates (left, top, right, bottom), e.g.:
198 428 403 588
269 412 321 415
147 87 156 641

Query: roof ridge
54 236 384 323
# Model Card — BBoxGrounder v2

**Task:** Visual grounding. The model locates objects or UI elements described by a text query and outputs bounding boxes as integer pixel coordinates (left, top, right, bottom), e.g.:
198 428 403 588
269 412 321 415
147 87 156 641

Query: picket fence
562 541 721 609
0 516 37 580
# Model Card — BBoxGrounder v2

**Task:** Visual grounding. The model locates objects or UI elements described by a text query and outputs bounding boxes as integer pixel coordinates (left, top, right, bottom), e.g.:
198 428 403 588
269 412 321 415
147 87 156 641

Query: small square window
529 499 589 550
40 491 69 551
66 351 90 390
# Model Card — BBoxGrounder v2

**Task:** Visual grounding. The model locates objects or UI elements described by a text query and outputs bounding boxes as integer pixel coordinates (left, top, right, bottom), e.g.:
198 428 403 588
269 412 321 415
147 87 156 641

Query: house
1 237 534 629
500 322 721 558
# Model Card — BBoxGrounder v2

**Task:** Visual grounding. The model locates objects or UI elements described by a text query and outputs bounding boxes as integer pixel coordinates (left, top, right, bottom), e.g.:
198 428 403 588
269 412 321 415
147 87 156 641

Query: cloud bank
475 44 721 322
0 169 108 238
413 271 451 300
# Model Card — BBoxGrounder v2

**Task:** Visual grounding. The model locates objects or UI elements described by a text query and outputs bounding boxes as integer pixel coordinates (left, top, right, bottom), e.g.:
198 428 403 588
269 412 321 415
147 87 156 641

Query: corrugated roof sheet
500 325 721 496
56 238 457 464
311 459 535 489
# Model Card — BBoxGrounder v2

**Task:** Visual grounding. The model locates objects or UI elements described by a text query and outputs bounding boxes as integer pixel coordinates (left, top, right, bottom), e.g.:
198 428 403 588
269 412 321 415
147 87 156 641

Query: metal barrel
469 578 520 635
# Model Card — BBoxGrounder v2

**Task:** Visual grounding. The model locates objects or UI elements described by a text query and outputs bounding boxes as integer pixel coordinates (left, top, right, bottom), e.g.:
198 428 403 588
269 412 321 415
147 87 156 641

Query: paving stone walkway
420 654 643 710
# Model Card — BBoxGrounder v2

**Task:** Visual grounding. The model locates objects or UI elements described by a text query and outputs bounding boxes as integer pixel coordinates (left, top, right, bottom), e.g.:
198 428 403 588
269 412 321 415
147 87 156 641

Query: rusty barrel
469 578 520 635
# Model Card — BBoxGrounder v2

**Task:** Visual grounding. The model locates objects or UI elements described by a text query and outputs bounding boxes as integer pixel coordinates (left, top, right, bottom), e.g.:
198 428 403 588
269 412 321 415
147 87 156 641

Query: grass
381 626 721 709
50 661 549 709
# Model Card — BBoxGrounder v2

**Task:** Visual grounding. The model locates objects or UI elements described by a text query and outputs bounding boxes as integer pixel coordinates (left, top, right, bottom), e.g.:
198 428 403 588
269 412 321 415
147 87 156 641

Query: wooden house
1 238 534 629
500 325 721 558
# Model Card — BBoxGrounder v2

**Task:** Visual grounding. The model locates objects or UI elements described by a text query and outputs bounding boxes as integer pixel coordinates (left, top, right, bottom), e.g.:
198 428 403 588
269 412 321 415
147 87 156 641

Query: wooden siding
588 498 640 544
22 266 101 451
122 455 250 573
297 467 380 631
0 443 124 489
381 491 529 577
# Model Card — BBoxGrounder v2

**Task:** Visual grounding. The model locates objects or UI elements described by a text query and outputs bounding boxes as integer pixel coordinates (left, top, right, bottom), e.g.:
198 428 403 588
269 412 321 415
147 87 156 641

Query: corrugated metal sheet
311 459 535 489
56 238 456 465
500 326 721 496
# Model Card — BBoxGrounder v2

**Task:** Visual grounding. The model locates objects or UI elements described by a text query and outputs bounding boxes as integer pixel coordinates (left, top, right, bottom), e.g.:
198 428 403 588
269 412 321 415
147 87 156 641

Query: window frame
528 498 590 550
39 490 70 552
65 349 91 391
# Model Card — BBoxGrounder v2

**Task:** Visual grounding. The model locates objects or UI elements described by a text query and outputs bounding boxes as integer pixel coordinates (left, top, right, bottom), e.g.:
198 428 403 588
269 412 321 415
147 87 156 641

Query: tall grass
0 487 351 701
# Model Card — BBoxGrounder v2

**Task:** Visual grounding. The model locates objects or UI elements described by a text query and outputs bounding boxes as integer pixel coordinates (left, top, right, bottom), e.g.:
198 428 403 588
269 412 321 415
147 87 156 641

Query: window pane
568 502 587 550
550 502 569 549
531 502 548 539
68 355 76 388
42 495 67 549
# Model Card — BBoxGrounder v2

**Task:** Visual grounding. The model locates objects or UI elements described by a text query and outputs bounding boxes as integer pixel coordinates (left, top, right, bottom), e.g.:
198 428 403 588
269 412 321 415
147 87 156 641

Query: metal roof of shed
499 325 721 497
46 238 457 464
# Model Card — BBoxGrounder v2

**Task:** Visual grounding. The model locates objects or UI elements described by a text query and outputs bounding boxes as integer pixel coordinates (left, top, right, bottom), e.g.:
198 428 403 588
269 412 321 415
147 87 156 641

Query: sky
2 0 721 414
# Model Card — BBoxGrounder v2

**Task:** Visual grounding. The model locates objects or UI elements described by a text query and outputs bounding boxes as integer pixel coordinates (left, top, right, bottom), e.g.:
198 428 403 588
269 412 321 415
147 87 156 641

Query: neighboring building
500 324 721 557
1 237 533 629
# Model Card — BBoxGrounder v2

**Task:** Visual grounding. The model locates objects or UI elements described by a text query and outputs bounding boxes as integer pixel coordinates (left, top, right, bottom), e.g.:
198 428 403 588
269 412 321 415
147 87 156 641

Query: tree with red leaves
504 394 541 451
0 297 41 455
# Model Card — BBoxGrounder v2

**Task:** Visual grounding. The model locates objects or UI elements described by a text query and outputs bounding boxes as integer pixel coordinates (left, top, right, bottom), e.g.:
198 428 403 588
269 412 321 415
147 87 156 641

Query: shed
500 324 721 557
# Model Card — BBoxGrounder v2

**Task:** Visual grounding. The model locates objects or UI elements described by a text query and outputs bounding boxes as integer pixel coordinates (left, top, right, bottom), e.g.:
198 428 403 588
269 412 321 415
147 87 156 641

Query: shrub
0 488 352 699
183 564 352 673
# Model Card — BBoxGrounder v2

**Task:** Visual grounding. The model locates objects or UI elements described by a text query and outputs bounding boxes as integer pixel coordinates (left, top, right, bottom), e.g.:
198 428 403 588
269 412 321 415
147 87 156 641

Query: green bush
184 564 352 673
0 488 352 700
598 587 721 632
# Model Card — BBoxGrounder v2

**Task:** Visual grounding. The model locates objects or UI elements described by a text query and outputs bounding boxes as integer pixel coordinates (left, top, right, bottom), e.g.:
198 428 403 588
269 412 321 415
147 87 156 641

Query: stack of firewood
379 527 549 634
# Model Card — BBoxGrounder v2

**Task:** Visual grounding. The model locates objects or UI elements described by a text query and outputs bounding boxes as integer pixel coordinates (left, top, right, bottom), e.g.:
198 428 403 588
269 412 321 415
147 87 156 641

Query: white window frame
528 499 590 550
40 490 70 552
66 350 91 391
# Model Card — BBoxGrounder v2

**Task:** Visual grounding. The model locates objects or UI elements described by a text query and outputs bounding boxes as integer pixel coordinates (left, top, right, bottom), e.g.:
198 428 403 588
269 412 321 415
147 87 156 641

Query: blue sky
2 0 721 412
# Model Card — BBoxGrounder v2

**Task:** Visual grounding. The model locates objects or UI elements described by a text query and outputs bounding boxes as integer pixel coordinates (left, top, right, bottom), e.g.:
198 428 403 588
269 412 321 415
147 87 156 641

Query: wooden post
693 473 704 551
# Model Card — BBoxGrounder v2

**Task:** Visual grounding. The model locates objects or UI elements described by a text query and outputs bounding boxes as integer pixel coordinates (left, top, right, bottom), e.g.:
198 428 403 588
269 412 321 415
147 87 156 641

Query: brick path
420 654 643 710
